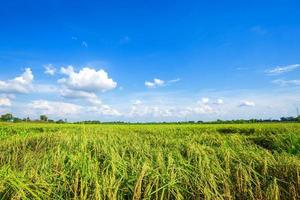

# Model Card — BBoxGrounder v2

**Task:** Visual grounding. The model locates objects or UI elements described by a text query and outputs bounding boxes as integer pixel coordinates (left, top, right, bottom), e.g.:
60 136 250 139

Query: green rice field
1 123 300 199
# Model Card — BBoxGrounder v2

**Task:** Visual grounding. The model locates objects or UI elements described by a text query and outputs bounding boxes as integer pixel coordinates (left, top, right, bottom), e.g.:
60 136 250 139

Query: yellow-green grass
0 123 300 199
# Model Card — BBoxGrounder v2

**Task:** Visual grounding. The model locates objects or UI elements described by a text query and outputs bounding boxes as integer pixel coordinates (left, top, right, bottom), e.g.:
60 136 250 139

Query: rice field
0 123 300 199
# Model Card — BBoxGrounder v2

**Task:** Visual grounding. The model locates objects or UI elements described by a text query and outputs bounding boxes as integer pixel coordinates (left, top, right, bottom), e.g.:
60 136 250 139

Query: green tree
40 115 48 122
1 113 13 122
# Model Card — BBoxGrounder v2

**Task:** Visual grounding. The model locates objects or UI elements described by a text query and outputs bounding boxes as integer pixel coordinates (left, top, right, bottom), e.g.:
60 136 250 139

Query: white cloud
59 66 117 92
129 104 174 118
44 64 56 76
0 68 33 93
0 98 11 107
28 100 82 116
192 104 214 114
200 97 210 104
145 78 165 88
87 105 121 116
214 99 224 105
145 78 180 89
239 101 255 107
133 100 142 105
272 79 300 86
60 88 98 99
266 64 300 75
56 66 120 116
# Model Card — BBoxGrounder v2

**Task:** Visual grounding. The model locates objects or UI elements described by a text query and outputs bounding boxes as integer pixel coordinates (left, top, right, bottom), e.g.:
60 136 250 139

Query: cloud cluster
128 97 226 119
0 68 33 94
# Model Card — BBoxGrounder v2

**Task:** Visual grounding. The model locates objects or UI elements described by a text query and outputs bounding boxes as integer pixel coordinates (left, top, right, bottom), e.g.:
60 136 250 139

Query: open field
0 123 300 199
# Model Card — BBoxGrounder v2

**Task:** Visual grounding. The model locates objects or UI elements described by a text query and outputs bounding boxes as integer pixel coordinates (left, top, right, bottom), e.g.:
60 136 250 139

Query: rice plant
0 123 300 199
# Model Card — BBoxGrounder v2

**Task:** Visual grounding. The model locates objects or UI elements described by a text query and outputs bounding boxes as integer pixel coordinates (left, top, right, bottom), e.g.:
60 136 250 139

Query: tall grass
0 123 300 199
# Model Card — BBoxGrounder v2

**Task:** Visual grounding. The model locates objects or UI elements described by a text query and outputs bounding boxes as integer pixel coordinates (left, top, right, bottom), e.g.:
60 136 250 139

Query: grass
0 123 300 199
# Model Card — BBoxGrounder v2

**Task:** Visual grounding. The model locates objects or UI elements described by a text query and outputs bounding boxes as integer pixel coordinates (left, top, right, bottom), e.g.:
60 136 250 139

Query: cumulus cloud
272 79 300 86
0 98 11 107
0 68 33 93
239 101 255 107
44 64 56 76
266 64 300 75
59 66 117 92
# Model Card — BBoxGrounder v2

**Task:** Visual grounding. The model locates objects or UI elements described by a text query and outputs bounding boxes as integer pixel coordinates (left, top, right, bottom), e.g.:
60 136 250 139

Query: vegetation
0 123 300 199
1 113 300 124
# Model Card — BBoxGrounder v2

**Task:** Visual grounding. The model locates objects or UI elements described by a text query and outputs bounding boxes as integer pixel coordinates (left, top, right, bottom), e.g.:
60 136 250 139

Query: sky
0 0 300 122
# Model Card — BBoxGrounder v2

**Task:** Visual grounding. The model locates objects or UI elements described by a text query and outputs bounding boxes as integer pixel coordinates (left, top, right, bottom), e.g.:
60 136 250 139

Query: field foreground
0 123 300 199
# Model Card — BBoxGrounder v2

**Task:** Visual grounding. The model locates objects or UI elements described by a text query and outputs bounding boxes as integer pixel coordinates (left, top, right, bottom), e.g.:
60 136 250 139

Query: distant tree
1 113 13 122
56 119 65 124
40 115 48 122
13 117 22 123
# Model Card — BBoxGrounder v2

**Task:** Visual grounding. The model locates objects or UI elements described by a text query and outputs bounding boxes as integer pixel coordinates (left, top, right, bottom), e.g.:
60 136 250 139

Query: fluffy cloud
44 64 56 76
28 100 82 116
239 101 255 107
0 68 33 93
0 98 11 107
145 78 165 88
266 64 300 75
59 66 117 92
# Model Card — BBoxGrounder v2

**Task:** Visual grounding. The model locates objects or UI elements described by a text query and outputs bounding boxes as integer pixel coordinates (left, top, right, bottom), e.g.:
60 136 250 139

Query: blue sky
0 0 300 121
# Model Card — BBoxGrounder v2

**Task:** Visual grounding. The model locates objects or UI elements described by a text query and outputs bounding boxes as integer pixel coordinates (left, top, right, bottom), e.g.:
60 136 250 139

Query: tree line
1 113 300 124
0 113 67 123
